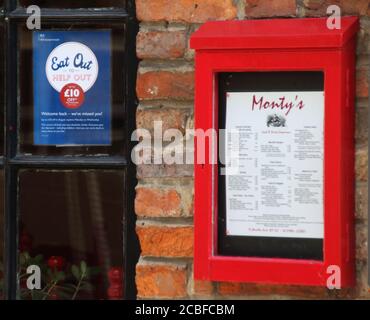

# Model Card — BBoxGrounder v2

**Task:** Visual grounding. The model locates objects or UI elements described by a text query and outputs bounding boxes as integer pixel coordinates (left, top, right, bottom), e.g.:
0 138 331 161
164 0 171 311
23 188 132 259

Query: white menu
225 91 324 239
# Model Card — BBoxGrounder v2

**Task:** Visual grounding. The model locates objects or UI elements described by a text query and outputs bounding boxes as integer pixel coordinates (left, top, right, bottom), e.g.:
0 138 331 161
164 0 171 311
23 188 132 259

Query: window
18 23 126 156
0 172 4 299
0 1 5 300
2 1 138 300
19 170 125 300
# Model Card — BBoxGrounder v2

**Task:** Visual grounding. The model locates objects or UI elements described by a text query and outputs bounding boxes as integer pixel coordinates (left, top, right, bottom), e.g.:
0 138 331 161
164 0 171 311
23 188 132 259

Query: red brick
192 280 214 296
303 0 323 11
245 0 296 18
355 147 368 182
136 70 194 100
135 187 182 217
356 223 367 262
137 31 187 59
136 263 188 298
341 0 369 15
303 0 369 16
356 107 368 145
355 264 370 298
136 108 189 134
356 69 368 98
137 164 194 178
355 183 368 221
136 225 193 257
136 0 237 23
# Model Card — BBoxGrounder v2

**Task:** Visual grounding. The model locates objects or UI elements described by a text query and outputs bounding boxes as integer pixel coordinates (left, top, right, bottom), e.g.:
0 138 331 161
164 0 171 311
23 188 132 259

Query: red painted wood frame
192 18 358 287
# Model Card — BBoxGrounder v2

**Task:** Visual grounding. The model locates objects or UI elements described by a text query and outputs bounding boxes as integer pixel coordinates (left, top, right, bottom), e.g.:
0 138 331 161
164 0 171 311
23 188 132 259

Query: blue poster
33 31 111 145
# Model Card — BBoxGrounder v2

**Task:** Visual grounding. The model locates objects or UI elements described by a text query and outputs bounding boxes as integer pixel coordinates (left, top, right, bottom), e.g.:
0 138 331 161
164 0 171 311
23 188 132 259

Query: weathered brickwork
135 0 369 299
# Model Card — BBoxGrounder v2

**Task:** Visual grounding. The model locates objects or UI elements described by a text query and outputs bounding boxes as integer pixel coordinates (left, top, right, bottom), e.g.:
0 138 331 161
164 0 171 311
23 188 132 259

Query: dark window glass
18 170 126 300
19 1 125 8
0 20 3 300
18 23 126 156
0 172 4 299
0 23 3 155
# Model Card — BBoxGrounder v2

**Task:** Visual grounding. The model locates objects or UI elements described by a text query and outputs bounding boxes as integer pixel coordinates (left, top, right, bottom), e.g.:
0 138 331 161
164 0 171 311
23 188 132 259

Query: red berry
47 256 65 271
108 267 123 284
107 284 122 299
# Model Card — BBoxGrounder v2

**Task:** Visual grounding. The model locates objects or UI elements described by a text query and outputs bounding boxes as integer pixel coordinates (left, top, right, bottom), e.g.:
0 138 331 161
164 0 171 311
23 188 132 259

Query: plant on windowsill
18 252 100 300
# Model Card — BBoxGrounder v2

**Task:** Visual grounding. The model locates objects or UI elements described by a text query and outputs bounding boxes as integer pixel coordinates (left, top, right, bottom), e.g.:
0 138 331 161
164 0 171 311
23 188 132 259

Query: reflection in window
19 0 125 8
18 170 125 300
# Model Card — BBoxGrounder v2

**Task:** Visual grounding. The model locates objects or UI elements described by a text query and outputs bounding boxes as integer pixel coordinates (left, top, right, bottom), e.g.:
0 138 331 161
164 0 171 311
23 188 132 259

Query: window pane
0 172 4 299
19 0 125 8
18 170 126 300
18 24 126 156
0 23 3 155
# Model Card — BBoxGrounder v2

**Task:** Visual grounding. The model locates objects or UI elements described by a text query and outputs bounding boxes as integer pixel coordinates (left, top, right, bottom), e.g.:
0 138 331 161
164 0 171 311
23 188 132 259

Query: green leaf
19 254 26 266
56 272 66 281
49 269 59 282
80 261 87 275
23 252 31 261
47 268 53 277
33 255 44 264
80 282 94 292
86 266 101 277
31 290 47 300
71 265 80 280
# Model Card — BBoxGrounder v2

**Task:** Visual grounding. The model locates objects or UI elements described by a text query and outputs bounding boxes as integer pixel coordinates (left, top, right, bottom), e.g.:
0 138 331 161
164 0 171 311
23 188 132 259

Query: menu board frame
191 17 357 287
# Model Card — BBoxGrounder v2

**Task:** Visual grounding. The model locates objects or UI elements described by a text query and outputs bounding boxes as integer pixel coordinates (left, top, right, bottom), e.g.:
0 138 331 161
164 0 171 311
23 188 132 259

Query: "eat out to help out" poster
33 30 111 146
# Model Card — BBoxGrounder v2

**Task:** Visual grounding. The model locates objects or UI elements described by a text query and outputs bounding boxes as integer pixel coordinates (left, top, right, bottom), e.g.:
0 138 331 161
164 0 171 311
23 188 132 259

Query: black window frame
2 0 139 300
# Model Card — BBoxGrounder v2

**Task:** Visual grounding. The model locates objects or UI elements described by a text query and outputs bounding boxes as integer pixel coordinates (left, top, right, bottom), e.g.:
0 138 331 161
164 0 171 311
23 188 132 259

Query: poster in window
225 91 324 239
33 31 111 146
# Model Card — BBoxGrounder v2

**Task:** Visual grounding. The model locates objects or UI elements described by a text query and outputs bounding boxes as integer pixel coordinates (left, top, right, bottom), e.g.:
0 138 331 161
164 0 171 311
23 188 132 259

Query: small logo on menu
45 42 99 109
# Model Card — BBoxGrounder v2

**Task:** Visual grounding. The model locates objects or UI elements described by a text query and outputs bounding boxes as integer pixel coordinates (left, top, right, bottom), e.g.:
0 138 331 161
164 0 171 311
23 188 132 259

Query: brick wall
134 0 369 299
